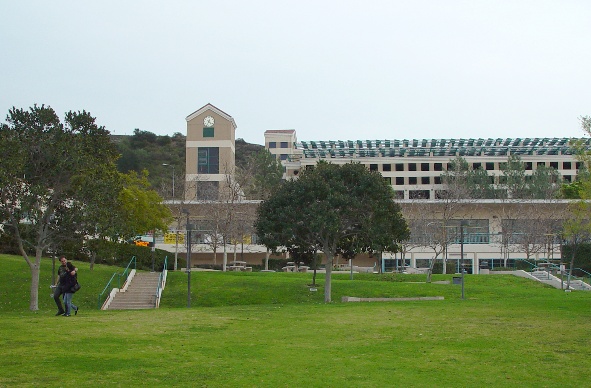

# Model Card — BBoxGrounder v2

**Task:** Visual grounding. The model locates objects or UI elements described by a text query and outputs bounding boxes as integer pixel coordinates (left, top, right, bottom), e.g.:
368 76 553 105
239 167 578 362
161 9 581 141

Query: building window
280 142 288 148
421 163 430 171
408 163 417 171
268 142 277 148
563 162 572 169
395 191 405 199
576 162 583 169
473 163 481 170
421 176 430 185
434 163 443 171
197 181 219 200
537 162 546 167
395 177 404 185
197 147 219 174
409 190 430 199
203 127 214 138
383 164 391 171
409 177 417 185
550 162 558 169
434 176 442 184
525 162 532 170
395 163 404 171
564 175 572 182
280 154 288 161
370 164 378 171
383 177 392 184
486 162 494 170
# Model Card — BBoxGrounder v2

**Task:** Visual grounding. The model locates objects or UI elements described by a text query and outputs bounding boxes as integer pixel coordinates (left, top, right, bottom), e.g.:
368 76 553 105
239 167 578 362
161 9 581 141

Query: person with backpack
53 256 79 316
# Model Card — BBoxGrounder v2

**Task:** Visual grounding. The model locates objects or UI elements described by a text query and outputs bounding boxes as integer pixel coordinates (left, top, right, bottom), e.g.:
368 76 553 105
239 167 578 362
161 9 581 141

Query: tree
562 201 591 288
236 149 284 200
433 157 474 276
116 170 172 237
0 105 121 310
255 162 408 302
560 115 591 287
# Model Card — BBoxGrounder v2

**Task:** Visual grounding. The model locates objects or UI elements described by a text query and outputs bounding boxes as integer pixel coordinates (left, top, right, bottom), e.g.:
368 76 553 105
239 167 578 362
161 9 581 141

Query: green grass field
1 254 590 387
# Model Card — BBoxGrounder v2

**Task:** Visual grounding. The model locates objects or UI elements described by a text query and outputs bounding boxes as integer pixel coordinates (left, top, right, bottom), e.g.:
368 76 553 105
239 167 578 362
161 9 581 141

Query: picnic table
282 262 310 272
228 261 252 272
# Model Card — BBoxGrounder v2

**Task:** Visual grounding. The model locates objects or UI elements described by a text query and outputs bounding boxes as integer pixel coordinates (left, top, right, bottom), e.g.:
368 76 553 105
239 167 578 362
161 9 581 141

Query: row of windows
268 142 290 149
368 161 582 172
386 175 572 186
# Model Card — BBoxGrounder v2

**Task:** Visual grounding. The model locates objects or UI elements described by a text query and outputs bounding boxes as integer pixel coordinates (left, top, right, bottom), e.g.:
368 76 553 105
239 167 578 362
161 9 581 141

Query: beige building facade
168 105 579 273
264 132 590 200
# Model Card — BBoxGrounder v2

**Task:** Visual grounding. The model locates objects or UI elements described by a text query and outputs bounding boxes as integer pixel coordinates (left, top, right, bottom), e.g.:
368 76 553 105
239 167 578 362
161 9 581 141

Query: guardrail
156 256 168 308
97 256 137 309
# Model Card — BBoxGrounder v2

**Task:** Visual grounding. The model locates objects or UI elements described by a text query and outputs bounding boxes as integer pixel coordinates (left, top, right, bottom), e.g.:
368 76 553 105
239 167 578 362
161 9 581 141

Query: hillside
111 130 264 196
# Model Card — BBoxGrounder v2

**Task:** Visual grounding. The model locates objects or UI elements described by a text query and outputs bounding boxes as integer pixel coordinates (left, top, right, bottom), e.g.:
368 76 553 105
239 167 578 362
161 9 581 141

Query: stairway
530 270 591 291
564 279 591 291
107 272 160 310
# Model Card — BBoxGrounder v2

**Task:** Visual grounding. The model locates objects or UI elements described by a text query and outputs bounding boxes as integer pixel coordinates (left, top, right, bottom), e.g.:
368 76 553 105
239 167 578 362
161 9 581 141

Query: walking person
53 256 79 316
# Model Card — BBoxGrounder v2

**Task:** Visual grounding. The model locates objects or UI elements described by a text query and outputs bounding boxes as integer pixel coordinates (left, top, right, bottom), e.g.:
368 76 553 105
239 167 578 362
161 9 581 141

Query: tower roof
186 103 237 129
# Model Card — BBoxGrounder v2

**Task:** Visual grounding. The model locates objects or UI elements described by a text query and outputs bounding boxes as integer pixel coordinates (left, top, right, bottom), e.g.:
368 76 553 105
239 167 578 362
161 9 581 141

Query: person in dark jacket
53 256 79 316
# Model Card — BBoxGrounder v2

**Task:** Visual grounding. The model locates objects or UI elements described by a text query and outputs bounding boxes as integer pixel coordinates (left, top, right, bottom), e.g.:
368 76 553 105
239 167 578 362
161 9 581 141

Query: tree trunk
28 251 43 311
426 253 440 283
568 245 577 289
90 251 96 271
324 254 333 303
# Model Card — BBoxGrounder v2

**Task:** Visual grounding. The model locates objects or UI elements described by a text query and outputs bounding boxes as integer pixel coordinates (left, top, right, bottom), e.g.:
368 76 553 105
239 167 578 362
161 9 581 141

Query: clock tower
185 103 237 200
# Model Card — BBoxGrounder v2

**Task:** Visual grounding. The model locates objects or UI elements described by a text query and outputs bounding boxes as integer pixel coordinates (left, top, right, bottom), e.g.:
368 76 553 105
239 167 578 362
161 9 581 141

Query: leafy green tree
562 201 591 288
560 180 584 199
528 164 560 199
116 170 173 237
255 162 408 302
0 105 121 310
561 115 591 287
237 149 284 200
0 106 173 310
500 155 528 198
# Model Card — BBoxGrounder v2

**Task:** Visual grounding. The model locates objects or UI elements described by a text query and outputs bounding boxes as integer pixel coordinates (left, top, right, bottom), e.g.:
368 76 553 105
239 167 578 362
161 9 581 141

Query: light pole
162 163 175 199
460 220 468 300
183 209 191 308
151 231 156 272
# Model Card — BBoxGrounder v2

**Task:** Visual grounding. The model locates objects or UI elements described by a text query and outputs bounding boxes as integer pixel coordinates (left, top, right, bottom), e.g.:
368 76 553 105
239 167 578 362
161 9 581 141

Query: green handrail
97 256 137 309
570 267 591 287
156 256 168 308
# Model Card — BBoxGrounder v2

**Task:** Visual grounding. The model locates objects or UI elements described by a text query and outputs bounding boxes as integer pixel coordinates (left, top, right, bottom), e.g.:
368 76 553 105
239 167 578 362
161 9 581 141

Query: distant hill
110 130 264 195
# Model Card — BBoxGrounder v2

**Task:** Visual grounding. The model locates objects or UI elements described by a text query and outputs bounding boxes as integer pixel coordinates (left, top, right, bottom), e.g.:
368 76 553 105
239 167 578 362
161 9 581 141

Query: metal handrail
569 267 591 287
97 256 137 309
155 256 168 308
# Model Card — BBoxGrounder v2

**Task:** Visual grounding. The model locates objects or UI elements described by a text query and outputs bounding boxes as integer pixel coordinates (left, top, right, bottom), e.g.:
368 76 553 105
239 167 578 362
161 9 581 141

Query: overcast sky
1 1 590 145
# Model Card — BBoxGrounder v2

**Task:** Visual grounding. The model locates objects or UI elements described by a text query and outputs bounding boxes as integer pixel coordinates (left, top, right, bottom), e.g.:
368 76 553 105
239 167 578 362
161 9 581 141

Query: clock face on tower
203 116 215 127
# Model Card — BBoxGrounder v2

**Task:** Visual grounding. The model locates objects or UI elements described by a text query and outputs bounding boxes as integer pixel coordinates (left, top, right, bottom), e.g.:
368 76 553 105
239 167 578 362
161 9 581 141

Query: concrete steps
107 272 161 310
531 270 591 291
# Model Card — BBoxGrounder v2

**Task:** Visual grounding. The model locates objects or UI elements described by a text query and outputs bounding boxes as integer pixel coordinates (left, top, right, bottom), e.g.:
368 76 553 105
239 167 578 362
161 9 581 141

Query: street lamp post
183 209 191 308
460 220 468 300
162 163 175 199
151 231 156 272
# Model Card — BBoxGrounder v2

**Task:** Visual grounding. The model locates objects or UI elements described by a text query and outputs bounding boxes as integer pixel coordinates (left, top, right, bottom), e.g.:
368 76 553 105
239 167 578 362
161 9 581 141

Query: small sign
164 232 185 244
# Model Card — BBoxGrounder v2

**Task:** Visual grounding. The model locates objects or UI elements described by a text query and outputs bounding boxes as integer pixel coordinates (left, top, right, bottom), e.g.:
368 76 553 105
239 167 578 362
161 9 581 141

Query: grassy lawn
1 254 590 387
